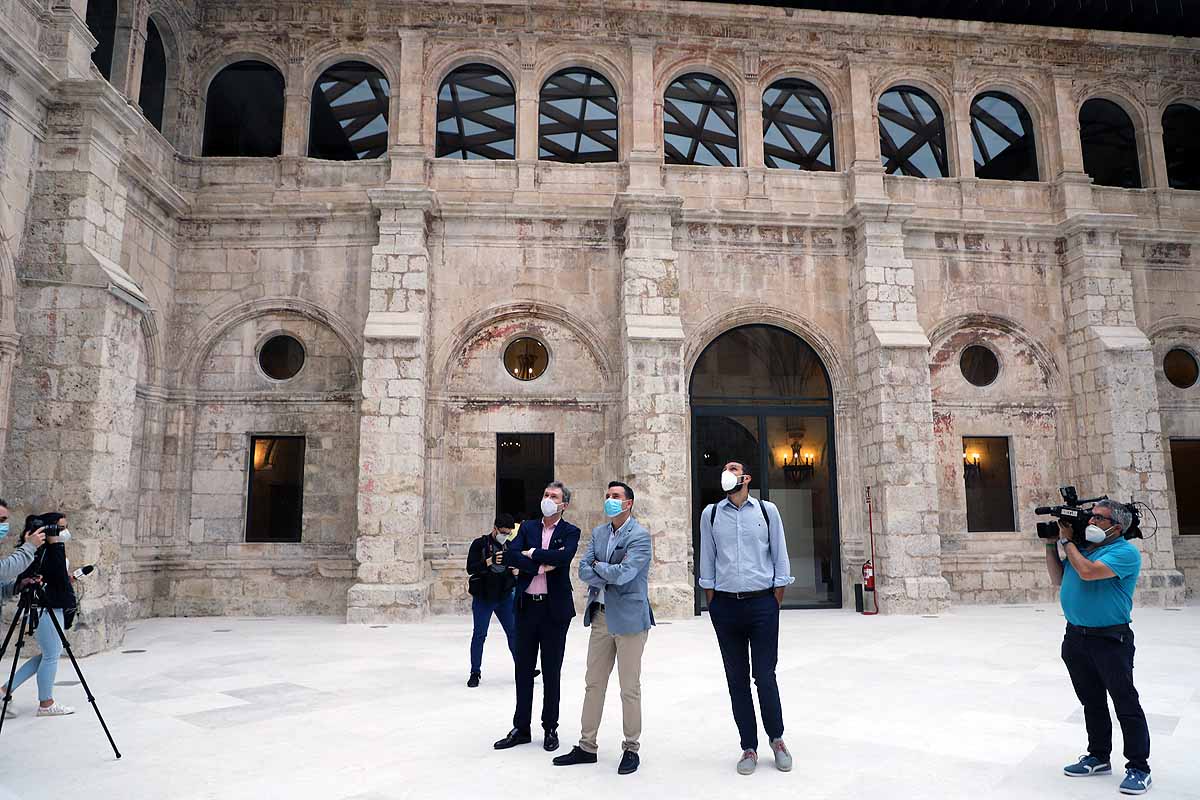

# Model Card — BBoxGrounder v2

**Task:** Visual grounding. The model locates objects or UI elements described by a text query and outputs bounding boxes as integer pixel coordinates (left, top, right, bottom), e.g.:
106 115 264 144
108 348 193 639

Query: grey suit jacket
578 517 654 636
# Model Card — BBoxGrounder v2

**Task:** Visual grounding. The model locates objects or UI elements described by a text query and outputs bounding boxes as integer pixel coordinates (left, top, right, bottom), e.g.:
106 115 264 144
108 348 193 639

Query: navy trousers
469 591 516 674
709 592 784 752
512 599 570 733
1061 624 1151 773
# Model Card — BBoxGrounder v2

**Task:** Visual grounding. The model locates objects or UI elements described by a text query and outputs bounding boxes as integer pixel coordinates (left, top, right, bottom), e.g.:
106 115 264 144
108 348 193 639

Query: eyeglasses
1090 513 1113 523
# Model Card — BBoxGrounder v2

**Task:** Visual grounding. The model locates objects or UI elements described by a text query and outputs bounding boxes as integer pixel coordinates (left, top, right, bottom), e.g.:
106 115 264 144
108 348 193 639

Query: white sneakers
35 703 75 717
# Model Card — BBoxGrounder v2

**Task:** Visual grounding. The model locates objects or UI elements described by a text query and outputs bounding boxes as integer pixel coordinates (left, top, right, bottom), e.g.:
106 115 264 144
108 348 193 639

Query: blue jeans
7 608 65 703
709 593 784 752
470 592 516 674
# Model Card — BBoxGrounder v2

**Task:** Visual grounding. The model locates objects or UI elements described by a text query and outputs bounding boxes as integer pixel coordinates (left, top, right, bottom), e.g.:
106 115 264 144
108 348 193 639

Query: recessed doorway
496 433 555 524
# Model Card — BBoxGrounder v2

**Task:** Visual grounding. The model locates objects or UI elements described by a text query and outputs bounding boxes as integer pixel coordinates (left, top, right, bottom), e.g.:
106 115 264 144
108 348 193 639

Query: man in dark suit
494 481 580 752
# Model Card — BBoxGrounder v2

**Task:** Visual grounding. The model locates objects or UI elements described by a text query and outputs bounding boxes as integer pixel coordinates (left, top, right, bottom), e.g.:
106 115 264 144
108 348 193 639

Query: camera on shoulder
1034 485 1143 540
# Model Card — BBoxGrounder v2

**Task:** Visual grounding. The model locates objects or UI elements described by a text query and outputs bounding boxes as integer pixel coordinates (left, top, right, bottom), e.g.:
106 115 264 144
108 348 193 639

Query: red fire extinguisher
862 487 880 615
862 560 875 591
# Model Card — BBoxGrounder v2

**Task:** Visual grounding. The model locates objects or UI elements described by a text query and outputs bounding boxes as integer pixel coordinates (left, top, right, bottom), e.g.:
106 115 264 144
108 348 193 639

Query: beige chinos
578 609 648 754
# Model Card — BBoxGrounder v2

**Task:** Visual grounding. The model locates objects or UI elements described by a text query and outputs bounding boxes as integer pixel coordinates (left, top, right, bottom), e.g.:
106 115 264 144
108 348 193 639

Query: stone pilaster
625 38 662 191
108 0 150 102
848 202 950 614
347 187 437 623
1059 224 1185 605
41 0 100 81
7 80 143 654
614 193 691 617
0 332 17 470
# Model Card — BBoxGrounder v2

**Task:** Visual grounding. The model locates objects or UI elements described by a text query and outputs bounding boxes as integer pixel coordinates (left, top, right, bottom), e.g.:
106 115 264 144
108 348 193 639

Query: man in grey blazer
553 480 653 775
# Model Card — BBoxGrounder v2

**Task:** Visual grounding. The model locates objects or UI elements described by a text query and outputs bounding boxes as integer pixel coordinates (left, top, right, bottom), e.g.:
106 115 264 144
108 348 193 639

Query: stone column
1049 72 1095 215
109 0 149 102
347 187 437 623
847 202 950 614
42 0 101 81
1059 225 1185 605
282 42 308 158
388 31 426 185
625 38 662 191
7 80 143 654
0 332 17 470
844 58 887 201
613 192 692 617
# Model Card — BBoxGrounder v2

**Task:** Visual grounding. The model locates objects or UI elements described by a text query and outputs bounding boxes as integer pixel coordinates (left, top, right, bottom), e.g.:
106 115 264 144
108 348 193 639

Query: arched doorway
690 324 840 610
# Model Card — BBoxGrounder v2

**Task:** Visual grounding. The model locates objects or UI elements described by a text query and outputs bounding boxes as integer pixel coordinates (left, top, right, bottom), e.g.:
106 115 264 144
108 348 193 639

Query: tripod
0 582 121 758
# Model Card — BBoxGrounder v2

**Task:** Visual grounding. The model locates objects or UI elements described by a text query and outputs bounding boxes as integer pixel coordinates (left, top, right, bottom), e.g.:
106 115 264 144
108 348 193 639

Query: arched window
538 69 618 164
663 73 739 167
137 19 167 132
1079 98 1141 189
762 79 834 171
970 92 1038 181
878 86 949 178
86 0 117 80
202 61 285 157
1163 103 1200 191
436 64 516 160
309 61 390 161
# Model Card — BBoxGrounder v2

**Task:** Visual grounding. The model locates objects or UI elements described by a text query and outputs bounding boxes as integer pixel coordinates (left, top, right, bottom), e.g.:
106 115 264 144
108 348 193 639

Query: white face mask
1084 523 1112 544
720 470 743 493
540 497 560 518
58 529 71 542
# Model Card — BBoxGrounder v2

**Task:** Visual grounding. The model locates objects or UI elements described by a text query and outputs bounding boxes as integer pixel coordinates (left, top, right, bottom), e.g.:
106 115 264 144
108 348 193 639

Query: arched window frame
307 59 392 161
662 71 741 168
435 62 518 161
1162 100 1200 191
200 57 287 158
1078 94 1146 190
761 77 836 171
877 83 952 178
537 67 620 164
969 90 1040 182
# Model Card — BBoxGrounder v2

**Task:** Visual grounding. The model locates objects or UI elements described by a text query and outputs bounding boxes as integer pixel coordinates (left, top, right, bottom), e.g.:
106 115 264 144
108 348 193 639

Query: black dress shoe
543 729 560 751
467 672 480 688
618 750 640 775
494 728 532 750
553 746 598 766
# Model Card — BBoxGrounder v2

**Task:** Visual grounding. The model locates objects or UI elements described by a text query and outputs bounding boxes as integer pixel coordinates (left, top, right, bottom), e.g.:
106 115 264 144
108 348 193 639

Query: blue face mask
603 498 625 518
0 523 8 537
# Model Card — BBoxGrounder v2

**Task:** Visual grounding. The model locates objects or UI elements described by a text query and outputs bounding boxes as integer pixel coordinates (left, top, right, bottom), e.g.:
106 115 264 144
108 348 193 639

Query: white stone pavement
0 604 1197 800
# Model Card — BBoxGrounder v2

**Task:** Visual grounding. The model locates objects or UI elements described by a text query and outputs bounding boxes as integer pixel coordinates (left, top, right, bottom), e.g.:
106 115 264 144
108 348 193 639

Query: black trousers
512 599 571 733
709 593 784 752
1061 624 1150 773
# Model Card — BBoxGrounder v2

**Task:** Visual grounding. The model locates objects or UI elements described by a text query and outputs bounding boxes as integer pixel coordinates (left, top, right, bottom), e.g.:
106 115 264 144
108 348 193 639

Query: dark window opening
137 19 167 132
762 79 835 171
963 436 1016 532
1170 439 1200 535
258 335 306 381
1079 98 1141 189
496 434 554 523
538 68 618 164
664 73 739 167
86 0 117 80
1163 103 1200 191
1164 348 1199 389
202 60 285 157
960 345 1000 387
690 324 832 405
309 61 390 161
436 65 516 160
246 436 305 542
971 92 1038 181
878 86 949 178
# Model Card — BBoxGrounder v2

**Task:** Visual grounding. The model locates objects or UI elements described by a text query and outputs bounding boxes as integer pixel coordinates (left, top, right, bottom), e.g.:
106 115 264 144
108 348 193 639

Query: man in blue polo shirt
1045 499 1151 795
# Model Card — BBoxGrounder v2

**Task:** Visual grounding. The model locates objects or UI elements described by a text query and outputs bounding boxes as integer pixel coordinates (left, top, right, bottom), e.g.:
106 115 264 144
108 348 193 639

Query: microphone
72 565 95 580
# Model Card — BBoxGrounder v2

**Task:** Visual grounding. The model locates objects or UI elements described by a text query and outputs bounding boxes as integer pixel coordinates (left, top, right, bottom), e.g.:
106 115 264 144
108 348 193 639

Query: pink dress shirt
525 521 557 595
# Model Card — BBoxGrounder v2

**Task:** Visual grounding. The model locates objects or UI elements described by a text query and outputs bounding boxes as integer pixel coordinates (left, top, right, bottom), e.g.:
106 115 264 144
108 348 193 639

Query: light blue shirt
699 496 794 592
597 517 630 605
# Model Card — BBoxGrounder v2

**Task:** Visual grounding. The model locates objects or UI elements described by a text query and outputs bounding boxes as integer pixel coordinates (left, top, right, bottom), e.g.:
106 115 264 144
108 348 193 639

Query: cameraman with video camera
0 499 45 587
1 513 77 718
1045 498 1151 795
465 513 521 688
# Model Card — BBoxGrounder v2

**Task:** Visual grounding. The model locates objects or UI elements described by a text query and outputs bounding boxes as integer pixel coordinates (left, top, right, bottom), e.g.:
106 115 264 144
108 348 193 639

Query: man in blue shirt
699 461 795 776
1045 499 1151 795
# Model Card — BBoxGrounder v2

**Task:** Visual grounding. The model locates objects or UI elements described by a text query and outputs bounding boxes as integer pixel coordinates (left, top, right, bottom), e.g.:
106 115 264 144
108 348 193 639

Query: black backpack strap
709 503 718 528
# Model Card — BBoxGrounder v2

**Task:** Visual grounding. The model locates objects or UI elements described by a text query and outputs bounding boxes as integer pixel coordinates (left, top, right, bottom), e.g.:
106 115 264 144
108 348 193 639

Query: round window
259 335 306 380
1164 348 1199 389
959 345 1000 387
503 337 549 381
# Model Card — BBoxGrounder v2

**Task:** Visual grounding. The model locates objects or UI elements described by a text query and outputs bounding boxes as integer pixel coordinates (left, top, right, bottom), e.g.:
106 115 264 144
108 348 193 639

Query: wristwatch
1058 538 1071 547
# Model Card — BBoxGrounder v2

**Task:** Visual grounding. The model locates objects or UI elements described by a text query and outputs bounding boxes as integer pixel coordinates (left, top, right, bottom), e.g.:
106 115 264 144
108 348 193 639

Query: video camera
1034 485 1143 540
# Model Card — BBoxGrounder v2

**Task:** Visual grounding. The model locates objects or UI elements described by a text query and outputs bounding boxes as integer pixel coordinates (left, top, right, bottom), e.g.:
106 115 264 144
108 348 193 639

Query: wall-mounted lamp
963 450 982 478
782 440 815 482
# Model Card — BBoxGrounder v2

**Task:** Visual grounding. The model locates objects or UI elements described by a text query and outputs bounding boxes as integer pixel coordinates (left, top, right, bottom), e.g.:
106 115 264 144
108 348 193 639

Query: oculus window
436 65 516 160
1164 348 1199 389
1163 103 1200 191
960 345 1000 387
86 0 117 80
970 92 1038 181
1170 440 1200 535
309 61 390 160
878 86 949 178
538 68 618 163
258 335 306 381
503 338 549 382
963 436 1016 532
246 436 305 543
202 61 285 157
762 79 835 171
1079 98 1141 188
663 73 740 167
137 19 168 132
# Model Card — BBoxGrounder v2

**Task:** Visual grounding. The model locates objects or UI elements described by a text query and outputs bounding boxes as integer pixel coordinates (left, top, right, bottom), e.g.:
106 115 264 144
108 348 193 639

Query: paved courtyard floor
0 603 1197 800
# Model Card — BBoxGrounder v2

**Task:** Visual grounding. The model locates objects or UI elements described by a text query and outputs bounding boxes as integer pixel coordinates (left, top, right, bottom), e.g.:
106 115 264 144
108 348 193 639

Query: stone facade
0 0 1197 653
